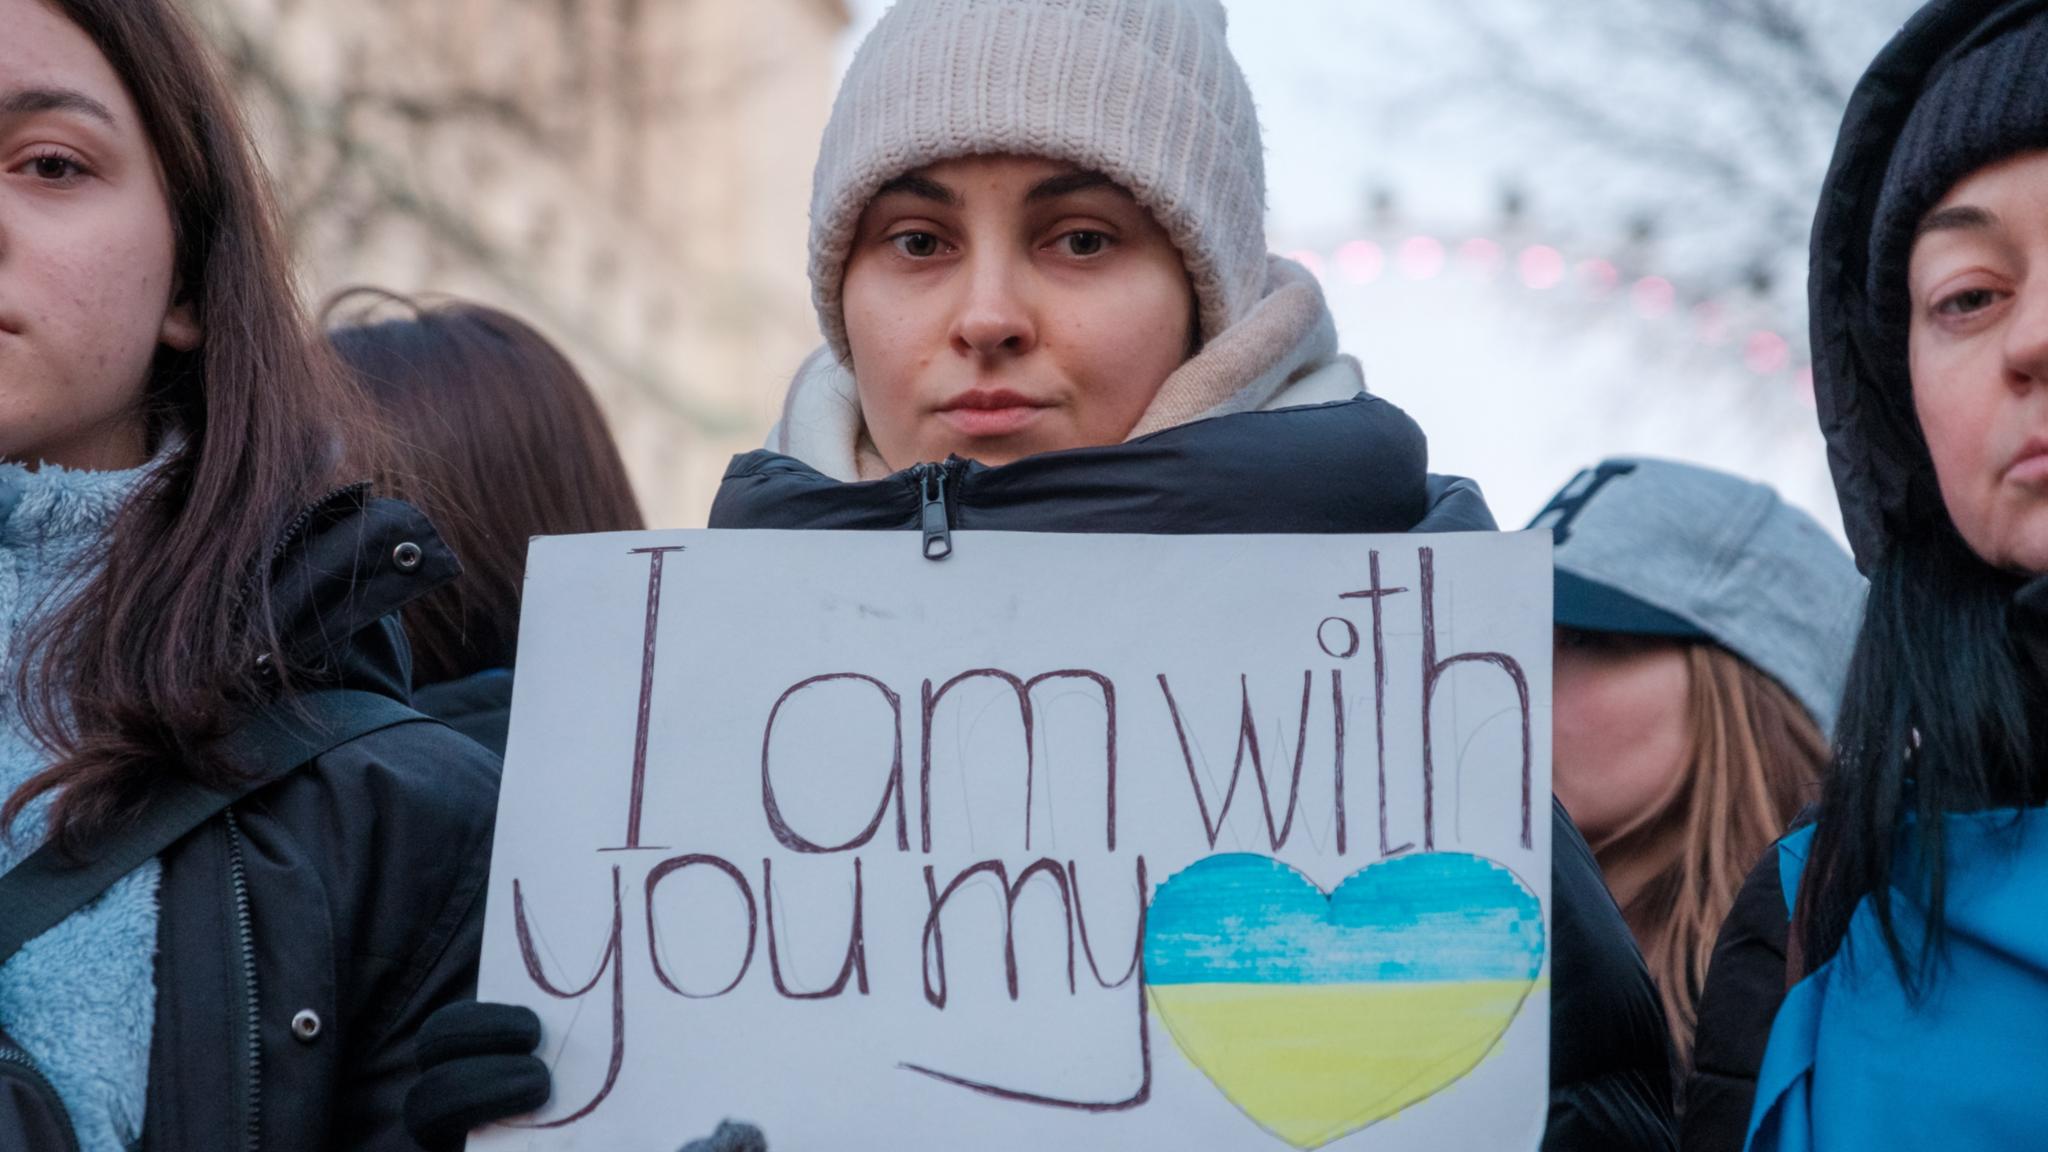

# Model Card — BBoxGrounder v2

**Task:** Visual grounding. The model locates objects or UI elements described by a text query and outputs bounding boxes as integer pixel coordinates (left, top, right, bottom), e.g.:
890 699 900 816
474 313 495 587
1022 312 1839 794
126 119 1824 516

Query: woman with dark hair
428 1 1679 1148
325 291 646 755
0 1 508 1149
1707 0 2048 1148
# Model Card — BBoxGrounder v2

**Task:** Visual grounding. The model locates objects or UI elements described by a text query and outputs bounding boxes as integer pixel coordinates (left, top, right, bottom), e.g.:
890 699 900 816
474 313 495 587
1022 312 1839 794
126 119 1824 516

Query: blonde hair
1594 644 1828 1067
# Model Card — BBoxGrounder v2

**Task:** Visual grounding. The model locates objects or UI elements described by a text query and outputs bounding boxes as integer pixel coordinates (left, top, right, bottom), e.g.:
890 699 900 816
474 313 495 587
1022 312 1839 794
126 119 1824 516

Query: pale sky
836 1 1899 536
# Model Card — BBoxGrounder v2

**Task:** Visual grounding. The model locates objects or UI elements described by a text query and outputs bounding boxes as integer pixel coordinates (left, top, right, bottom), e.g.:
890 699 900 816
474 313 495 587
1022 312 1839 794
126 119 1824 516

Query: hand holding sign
472 529 1551 1151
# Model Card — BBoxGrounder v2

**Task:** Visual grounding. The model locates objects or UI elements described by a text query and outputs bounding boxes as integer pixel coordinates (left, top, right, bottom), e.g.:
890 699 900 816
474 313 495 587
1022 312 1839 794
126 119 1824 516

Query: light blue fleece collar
0 449 166 1152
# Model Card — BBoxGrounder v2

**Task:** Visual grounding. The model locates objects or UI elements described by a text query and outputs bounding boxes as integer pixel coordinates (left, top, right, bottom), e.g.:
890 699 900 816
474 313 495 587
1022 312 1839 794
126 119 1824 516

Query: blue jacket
1748 811 2048 1150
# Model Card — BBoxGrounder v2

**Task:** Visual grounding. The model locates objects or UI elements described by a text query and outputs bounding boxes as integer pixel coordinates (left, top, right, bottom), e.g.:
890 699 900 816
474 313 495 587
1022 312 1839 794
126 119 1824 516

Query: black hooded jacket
711 395 1677 1151
1810 0 2048 570
1682 3 2046 1147
139 486 502 1151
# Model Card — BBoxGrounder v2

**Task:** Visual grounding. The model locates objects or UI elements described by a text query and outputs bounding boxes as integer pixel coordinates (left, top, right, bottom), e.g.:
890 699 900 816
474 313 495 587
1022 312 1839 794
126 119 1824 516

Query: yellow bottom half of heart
1148 978 1545 1150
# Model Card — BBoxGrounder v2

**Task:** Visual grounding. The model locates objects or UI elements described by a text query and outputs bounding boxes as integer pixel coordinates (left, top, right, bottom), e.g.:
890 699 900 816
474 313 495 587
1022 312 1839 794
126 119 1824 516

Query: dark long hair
323 291 645 685
2 0 370 853
1797 501 2039 985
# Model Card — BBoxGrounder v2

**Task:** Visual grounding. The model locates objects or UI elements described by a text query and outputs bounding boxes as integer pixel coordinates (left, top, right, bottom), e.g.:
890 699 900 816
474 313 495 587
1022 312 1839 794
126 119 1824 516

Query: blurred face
1908 150 2048 573
0 0 197 472
1552 628 1692 846
841 154 1195 470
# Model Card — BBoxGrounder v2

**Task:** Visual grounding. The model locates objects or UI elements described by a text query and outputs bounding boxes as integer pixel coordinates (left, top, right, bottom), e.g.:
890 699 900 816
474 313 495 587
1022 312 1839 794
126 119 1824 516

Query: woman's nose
2010 275 2048 387
949 254 1037 360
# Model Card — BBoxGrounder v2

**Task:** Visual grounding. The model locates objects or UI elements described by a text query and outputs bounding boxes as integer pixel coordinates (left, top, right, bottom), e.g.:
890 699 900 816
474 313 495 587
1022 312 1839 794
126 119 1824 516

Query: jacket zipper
224 810 262 1152
914 462 954 560
246 481 372 674
263 481 371 569
0 1043 82 1152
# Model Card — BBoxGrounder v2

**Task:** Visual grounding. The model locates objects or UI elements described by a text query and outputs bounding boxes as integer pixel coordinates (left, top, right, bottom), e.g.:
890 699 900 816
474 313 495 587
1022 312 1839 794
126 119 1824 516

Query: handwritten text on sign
474 530 1553 1152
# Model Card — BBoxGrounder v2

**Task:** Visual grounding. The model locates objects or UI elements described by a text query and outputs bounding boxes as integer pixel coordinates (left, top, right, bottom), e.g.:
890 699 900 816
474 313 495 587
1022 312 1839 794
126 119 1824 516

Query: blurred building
197 0 849 525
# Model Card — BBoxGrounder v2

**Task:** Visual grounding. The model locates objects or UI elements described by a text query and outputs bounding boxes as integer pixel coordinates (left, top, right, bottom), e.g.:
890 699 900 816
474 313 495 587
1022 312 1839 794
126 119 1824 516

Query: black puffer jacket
1681 825 1804 1151
711 395 1677 1151
140 487 502 1150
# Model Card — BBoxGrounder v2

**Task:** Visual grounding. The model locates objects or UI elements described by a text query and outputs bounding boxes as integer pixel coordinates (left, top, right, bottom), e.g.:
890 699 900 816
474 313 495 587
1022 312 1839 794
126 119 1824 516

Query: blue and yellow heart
1144 853 1546 1149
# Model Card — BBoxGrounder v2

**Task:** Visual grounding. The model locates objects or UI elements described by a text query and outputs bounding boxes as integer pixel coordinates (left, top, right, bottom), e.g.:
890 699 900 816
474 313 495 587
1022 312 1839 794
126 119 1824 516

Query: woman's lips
935 389 1053 438
2007 444 2048 487
2006 431 2048 486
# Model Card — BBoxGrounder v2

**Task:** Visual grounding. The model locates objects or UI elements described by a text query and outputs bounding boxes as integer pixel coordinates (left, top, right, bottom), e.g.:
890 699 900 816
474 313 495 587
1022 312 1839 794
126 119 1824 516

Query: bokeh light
1694 301 1730 345
1458 237 1504 279
1285 249 1326 280
1399 236 1446 280
1744 330 1791 375
1519 245 1566 290
1631 276 1676 319
1577 258 1620 295
1335 240 1384 284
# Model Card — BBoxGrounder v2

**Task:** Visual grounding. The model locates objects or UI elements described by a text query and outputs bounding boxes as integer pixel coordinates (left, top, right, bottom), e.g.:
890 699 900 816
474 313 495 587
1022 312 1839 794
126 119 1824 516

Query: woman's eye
1935 287 2002 317
19 152 88 183
1059 231 1111 257
890 232 943 259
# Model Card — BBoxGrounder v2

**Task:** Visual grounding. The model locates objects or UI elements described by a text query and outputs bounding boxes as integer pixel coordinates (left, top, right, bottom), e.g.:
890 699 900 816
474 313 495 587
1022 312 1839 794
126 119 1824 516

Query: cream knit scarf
766 255 1363 482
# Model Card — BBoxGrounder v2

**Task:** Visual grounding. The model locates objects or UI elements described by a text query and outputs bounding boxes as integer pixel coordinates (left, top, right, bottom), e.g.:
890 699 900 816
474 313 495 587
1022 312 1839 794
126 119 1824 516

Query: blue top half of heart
1143 852 1546 986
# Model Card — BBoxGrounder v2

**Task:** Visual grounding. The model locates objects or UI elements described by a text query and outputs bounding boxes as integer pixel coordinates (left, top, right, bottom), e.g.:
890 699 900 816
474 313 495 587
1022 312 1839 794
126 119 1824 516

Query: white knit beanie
809 0 1267 363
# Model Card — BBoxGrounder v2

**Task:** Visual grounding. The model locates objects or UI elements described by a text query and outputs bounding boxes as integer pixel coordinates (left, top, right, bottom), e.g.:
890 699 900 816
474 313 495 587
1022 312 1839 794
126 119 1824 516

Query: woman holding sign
740 0 1682 1145
0 1 505 1149
432 1 1677 1146
1729 1 2048 1148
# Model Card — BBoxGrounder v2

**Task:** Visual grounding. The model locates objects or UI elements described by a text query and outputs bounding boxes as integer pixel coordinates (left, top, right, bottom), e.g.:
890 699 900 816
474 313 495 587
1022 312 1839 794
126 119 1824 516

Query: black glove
405 1001 552 1150
679 1121 768 1152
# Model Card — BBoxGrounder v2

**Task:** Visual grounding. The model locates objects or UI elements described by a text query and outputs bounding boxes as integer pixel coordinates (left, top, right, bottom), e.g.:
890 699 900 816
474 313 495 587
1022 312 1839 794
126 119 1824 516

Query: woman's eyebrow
872 173 959 206
0 86 118 127
1917 204 1998 238
1027 170 1122 202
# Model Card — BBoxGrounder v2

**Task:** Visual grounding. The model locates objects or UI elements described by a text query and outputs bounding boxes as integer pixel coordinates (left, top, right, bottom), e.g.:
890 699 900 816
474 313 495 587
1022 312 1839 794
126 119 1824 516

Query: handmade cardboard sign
471 529 1553 1151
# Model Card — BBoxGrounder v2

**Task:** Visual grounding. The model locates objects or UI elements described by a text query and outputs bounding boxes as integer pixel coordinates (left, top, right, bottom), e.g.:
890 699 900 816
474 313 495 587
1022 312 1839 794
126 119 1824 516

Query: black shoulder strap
0 689 432 968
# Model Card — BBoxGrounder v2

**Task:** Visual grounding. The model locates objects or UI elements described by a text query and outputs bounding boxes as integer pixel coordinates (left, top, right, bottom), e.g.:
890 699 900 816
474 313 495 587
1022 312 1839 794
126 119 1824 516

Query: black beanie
1866 12 2048 339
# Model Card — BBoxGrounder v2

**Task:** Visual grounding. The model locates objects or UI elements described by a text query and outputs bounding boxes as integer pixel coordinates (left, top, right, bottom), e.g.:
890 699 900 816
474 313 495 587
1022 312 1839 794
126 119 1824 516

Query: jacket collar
713 394 1495 539
265 483 461 699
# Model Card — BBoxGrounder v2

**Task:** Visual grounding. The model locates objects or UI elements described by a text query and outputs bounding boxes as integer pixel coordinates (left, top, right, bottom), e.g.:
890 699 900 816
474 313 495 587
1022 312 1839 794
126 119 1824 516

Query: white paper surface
472 529 1553 1152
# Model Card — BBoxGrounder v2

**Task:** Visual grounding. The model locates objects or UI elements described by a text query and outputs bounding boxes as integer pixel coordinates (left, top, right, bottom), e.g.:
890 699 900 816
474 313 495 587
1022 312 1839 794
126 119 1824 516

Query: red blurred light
1284 249 1326 280
1458 237 1504 278
1694 301 1729 345
1631 276 1676 318
1745 330 1791 375
1519 245 1565 290
1399 235 1446 280
1335 240 1384 284
1577 258 1620 295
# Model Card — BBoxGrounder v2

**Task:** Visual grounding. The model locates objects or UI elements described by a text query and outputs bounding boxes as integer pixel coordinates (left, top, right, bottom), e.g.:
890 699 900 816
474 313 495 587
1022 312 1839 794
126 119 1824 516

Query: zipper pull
918 464 953 561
